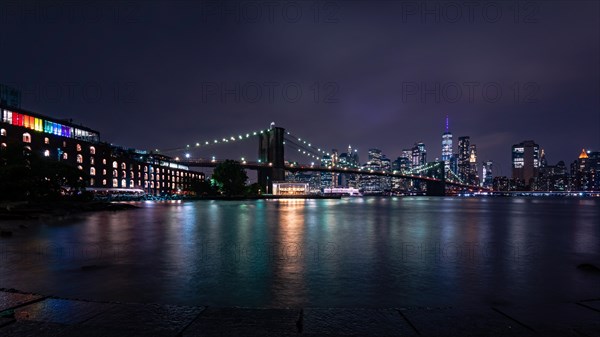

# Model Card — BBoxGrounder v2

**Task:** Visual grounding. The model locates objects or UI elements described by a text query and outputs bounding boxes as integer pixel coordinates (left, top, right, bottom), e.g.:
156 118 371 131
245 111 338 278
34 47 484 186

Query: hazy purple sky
1 0 598 174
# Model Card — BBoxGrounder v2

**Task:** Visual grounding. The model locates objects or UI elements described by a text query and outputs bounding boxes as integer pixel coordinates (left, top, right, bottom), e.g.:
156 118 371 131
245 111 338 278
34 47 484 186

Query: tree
211 160 248 196
188 177 219 196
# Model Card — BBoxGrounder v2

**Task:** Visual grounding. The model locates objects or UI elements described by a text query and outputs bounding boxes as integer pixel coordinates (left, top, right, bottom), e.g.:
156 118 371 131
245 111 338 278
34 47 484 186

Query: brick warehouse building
0 103 204 196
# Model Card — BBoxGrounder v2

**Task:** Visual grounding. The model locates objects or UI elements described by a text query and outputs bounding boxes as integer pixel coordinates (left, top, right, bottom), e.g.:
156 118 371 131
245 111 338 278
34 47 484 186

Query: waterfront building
272 181 309 195
493 176 509 191
0 102 203 196
536 160 568 191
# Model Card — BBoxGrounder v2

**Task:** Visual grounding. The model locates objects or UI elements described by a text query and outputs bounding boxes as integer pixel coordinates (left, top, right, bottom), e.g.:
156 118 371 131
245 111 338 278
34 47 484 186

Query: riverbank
0 289 599 336
0 200 138 221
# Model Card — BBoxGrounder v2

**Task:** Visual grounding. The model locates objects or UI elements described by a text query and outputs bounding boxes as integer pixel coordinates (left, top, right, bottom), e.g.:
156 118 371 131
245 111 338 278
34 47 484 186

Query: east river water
1 197 599 308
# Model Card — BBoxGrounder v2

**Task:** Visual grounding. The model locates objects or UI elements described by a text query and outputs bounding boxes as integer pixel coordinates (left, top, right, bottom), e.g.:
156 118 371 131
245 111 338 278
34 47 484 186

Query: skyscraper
512 140 540 185
441 115 453 172
482 160 493 188
412 143 426 167
457 136 470 181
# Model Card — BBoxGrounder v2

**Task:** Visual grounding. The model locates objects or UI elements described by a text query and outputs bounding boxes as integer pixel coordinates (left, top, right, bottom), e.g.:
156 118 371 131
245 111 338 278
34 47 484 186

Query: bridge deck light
269 162 273 166
185 153 191 159
196 143 200 146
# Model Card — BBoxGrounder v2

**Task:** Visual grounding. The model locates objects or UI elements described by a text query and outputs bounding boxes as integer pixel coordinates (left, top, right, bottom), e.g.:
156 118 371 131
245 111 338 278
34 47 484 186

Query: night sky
1 1 598 175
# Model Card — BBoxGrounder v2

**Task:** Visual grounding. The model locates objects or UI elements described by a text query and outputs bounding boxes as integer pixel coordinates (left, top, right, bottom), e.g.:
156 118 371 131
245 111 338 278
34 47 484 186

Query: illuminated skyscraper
482 160 493 188
441 114 453 172
457 136 470 181
512 140 540 186
412 142 426 167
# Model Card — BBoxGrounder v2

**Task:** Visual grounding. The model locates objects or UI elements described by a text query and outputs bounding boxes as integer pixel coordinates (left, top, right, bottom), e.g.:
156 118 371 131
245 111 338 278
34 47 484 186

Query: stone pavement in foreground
0 290 599 336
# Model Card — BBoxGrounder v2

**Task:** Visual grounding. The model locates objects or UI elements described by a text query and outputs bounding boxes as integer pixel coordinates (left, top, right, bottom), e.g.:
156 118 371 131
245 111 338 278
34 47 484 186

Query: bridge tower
425 161 446 196
258 125 285 193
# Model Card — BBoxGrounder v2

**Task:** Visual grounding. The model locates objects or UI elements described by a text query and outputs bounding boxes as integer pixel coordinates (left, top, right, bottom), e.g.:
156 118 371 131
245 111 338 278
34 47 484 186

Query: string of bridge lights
158 128 270 154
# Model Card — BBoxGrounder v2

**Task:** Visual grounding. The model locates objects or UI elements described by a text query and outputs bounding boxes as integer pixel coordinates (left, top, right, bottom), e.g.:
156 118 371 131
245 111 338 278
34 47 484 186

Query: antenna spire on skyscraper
445 114 449 133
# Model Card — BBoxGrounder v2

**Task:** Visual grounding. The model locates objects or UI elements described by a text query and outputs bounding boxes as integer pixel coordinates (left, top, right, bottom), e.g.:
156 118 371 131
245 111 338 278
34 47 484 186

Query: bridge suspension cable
158 127 270 154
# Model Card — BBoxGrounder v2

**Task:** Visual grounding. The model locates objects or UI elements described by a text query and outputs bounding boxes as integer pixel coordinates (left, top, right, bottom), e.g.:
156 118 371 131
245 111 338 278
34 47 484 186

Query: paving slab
13 298 116 325
182 307 300 336
399 306 533 337
0 321 68 337
78 302 204 337
302 308 417 336
0 291 44 311
495 303 600 337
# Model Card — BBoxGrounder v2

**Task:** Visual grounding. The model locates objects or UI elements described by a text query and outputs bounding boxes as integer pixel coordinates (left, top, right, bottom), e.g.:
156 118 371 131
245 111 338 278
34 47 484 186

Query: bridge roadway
181 159 488 191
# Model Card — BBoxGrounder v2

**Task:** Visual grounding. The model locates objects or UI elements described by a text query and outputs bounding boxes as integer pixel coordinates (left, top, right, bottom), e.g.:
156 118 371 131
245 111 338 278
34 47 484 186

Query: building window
89 146 95 155
121 179 126 187
90 157 95 165
23 133 31 143
0 143 6 150
62 141 67 147
62 152 68 160
76 154 83 163
0 129 6 137
77 165 83 171
113 161 118 168
144 166 148 172
90 178 95 186
102 179 107 186
103 159 107 165
113 170 117 176
44 137 49 144
102 169 107 175
76 144 82 152
90 167 96 176
44 150 50 157
121 163 126 170
113 179 118 187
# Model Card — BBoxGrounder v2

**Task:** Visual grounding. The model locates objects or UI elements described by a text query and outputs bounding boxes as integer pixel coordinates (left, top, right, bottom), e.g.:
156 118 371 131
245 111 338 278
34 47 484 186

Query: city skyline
0 1 597 173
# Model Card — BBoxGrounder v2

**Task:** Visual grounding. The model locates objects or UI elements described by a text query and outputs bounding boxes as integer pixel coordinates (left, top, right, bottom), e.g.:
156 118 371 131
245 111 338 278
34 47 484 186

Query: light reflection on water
0 197 599 308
